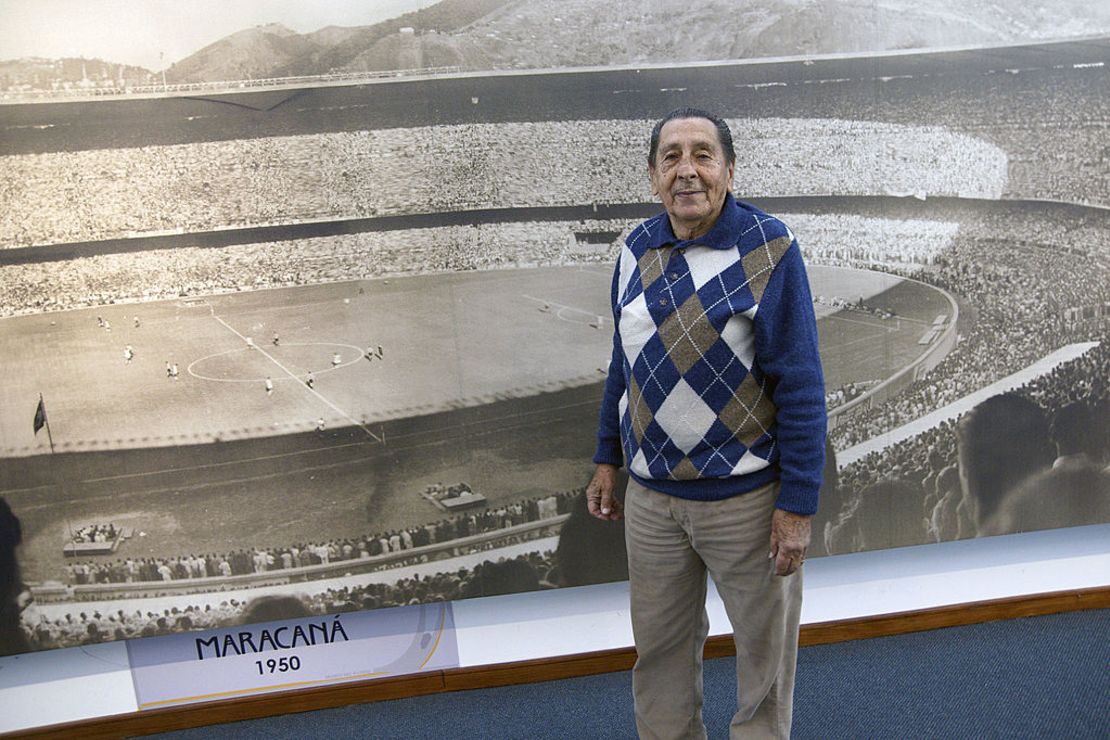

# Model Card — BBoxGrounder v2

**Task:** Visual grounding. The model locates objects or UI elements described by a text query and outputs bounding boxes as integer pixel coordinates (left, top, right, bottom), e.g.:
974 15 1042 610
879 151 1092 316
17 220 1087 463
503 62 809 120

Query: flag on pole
33 397 46 434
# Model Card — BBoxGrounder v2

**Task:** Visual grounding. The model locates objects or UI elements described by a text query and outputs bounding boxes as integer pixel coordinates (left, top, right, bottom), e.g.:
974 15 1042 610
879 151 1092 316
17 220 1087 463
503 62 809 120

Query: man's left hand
770 509 811 577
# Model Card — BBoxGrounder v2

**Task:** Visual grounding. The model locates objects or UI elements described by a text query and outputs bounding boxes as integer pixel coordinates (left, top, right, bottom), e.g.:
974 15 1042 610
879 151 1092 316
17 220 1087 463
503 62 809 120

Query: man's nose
676 156 697 177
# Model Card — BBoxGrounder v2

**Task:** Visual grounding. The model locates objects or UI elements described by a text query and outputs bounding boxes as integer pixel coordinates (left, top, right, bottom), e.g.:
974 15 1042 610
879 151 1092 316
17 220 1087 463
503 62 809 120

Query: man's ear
726 161 735 193
648 166 658 197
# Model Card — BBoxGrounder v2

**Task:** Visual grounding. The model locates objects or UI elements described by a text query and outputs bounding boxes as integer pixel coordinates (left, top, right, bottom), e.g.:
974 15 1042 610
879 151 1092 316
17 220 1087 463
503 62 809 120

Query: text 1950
255 655 301 674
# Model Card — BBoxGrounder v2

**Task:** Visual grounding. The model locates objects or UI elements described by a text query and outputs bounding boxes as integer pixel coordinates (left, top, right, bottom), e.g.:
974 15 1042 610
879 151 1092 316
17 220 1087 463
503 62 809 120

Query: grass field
0 263 951 583
0 266 618 455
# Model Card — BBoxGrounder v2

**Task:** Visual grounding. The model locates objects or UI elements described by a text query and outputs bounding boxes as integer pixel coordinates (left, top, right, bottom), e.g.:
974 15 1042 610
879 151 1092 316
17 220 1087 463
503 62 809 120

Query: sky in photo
0 0 440 70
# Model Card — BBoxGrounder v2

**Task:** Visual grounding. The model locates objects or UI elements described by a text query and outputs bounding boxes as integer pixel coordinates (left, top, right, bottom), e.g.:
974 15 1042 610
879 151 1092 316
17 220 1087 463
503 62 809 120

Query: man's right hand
586 463 622 520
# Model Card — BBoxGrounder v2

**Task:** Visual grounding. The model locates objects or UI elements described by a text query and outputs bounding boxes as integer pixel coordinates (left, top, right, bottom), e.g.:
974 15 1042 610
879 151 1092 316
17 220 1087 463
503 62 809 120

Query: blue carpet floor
151 608 1109 739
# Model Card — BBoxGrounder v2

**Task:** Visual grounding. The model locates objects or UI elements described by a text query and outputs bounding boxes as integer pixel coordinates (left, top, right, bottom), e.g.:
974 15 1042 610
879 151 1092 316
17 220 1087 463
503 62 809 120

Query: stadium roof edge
456 33 1110 78
2 34 1107 105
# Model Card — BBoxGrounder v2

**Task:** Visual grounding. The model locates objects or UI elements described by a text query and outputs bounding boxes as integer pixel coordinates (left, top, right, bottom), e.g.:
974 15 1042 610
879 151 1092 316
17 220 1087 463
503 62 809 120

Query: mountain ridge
2 0 1105 89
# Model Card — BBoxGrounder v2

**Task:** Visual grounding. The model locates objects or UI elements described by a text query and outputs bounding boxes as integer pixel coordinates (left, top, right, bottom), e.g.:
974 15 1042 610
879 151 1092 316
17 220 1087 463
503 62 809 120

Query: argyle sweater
593 194 826 515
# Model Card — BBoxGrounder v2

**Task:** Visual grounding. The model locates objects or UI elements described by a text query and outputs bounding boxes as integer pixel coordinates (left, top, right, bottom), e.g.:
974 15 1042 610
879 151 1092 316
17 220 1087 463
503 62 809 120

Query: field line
211 313 383 443
521 294 605 326
823 313 900 331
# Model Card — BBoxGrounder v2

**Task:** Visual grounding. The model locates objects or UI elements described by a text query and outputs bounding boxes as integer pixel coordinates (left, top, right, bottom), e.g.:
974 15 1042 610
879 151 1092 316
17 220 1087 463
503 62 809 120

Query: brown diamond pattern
628 375 653 445
637 246 672 289
740 235 791 304
719 374 777 447
671 457 700 480
657 292 718 374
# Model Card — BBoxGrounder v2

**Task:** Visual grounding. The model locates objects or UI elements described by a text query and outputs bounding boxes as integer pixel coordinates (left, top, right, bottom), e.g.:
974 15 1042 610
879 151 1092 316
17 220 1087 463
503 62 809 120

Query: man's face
649 117 735 240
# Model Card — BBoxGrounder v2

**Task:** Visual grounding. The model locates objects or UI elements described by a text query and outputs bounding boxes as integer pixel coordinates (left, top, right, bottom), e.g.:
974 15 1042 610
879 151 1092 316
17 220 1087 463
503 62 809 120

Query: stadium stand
0 119 1006 248
4 57 1108 648
24 549 558 649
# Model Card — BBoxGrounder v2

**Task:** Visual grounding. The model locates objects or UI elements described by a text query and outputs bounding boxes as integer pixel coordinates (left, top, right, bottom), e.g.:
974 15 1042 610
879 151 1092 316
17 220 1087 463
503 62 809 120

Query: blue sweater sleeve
754 240 827 515
593 261 625 467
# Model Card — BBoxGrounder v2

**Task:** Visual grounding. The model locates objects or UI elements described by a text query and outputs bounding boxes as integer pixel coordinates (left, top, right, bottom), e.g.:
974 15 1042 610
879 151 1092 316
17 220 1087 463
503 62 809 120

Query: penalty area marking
521 294 606 328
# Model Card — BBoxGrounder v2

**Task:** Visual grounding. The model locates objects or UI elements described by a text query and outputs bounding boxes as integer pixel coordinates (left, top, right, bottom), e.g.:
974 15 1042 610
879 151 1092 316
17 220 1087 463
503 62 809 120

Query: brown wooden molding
443 647 639 694
10 586 1107 739
13 672 448 740
798 586 1109 647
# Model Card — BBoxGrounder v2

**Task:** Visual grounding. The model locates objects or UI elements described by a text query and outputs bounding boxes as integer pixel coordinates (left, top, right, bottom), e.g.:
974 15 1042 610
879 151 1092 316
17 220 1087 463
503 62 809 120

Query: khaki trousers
624 478 802 740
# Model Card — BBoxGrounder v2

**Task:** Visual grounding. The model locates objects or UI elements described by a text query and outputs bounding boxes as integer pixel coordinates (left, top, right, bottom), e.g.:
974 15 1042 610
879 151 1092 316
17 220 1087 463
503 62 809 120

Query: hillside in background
0 56 153 91
166 0 512 82
165 23 320 82
437 0 1109 69
3 0 1107 88
173 0 1110 81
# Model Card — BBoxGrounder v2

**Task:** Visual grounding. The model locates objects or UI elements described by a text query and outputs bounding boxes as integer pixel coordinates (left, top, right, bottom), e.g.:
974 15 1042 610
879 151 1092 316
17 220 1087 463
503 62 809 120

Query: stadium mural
0 0 1108 656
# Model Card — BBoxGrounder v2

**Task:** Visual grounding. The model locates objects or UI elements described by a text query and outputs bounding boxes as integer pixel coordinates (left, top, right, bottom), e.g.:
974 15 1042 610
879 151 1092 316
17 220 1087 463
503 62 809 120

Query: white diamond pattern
654 378 718 454
720 312 757 370
686 244 740 289
617 247 640 300
618 292 655 365
731 449 770 476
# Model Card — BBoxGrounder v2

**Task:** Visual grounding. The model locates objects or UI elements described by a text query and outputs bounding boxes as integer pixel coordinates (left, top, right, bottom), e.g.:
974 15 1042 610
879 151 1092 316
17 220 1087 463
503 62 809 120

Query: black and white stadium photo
0 0 1107 657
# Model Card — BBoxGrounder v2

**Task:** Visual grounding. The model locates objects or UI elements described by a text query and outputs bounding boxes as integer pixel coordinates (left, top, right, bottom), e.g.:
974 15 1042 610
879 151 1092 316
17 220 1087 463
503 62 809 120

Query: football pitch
0 263 951 581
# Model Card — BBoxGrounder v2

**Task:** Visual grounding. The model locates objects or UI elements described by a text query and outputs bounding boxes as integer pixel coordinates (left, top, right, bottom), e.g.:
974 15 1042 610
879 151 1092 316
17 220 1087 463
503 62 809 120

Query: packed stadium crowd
825 381 874 412
2 55 1103 252
60 488 577 587
4 64 1108 656
2 202 1087 323
315 549 558 612
898 71 1109 207
16 482 633 651
825 337 1109 555
828 223 1110 448
788 214 959 268
23 549 560 650
0 118 1006 248
0 219 632 316
743 64 1109 207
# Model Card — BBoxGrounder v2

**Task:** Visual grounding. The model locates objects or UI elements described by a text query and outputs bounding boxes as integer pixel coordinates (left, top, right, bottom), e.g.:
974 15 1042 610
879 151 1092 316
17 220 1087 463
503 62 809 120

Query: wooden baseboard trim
14 586 1107 739
798 587 1109 647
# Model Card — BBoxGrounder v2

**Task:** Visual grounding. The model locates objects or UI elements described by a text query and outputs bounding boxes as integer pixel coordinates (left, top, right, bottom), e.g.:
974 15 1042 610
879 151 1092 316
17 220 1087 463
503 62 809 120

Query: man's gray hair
648 108 736 167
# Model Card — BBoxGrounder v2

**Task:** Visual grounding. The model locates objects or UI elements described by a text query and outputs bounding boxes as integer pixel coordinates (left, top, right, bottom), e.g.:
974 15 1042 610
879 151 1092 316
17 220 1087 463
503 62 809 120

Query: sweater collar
647 192 744 250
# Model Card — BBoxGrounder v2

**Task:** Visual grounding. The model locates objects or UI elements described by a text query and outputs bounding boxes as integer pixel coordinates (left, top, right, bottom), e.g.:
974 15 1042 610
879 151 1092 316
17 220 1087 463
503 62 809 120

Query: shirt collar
646 192 743 250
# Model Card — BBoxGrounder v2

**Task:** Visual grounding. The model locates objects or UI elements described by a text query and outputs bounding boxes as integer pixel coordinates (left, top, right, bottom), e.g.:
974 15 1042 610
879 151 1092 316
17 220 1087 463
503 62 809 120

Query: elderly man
588 108 825 739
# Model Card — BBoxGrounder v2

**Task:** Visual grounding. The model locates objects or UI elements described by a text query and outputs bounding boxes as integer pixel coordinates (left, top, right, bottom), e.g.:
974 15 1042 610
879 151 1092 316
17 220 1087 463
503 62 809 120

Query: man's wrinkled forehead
653 118 725 161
